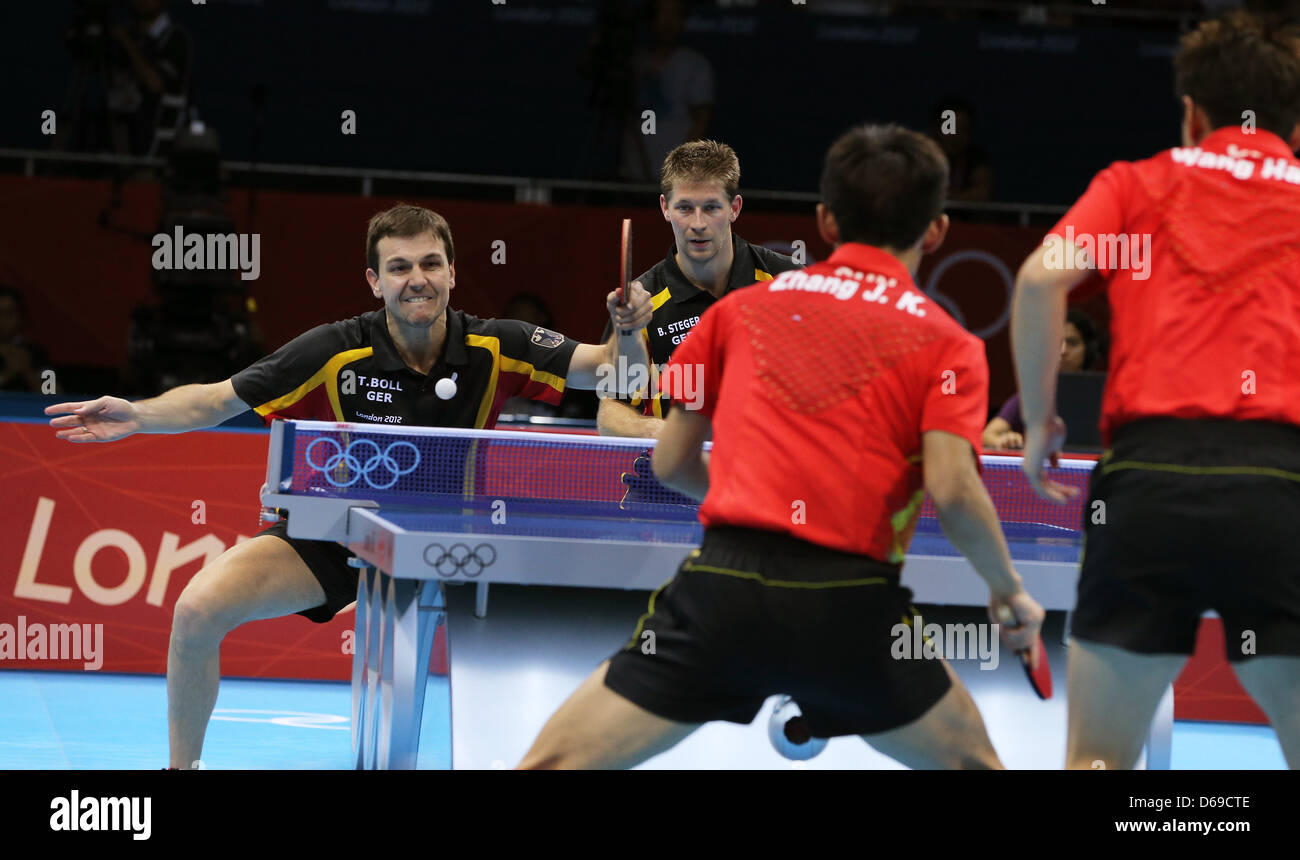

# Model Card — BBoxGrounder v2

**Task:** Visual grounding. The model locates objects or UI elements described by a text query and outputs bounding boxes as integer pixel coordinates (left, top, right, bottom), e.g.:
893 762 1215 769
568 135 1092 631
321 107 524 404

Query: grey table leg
353 562 448 770
350 565 370 769
376 577 444 769
1145 684 1175 770
351 564 384 770
475 581 489 619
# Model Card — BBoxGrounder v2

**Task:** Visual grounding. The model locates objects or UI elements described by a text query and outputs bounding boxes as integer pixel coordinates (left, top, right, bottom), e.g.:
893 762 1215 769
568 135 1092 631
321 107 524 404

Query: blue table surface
367 506 1082 563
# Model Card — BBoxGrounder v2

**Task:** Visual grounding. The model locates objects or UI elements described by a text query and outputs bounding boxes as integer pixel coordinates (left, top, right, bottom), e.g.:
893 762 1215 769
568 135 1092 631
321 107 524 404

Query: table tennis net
282 424 1092 531
284 424 694 518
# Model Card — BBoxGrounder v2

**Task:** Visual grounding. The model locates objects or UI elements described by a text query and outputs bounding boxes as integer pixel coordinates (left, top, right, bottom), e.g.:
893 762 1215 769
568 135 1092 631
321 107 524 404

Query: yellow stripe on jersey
465 335 568 429
251 347 373 421
650 286 672 310
465 334 501 429
500 355 567 395
754 269 774 282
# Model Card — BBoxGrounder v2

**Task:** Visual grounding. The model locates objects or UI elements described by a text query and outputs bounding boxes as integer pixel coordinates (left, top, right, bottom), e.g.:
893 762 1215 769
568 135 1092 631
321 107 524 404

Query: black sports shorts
604 525 952 736
1071 417 1300 661
257 519 357 624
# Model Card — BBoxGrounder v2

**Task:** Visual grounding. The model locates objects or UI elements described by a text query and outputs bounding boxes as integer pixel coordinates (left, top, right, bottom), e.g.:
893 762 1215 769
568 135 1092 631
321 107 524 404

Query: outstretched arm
46 379 249 443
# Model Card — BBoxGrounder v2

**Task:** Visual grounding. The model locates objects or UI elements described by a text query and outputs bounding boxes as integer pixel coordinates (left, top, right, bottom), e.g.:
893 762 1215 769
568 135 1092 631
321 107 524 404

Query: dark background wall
4 1 1184 204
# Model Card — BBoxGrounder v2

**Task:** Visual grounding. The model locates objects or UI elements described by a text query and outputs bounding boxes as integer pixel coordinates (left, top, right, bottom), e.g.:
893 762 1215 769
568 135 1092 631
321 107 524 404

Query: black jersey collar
660 233 758 304
370 305 468 372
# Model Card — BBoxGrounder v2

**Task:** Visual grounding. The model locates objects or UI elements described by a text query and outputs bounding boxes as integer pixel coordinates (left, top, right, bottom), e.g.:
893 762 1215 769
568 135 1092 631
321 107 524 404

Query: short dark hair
819 124 948 250
660 140 741 200
1174 10 1300 139
366 204 456 273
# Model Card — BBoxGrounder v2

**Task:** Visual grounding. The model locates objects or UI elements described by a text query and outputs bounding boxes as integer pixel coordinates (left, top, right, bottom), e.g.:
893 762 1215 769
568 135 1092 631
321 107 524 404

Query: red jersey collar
1196 126 1295 160
825 243 916 282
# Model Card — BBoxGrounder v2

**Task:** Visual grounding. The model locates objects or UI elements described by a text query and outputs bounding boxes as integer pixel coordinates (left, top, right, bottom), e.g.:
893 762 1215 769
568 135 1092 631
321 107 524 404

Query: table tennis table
259 419 1173 769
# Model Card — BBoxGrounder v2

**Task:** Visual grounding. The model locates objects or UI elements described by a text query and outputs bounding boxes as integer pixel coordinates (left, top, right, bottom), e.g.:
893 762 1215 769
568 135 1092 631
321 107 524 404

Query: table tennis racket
998 605 1053 699
616 218 634 336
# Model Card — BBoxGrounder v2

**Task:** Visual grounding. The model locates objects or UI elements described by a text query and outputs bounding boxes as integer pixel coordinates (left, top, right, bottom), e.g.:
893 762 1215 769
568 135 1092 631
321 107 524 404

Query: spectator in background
983 308 1099 449
106 0 191 157
933 99 994 203
578 1 641 182
0 287 51 393
621 0 716 181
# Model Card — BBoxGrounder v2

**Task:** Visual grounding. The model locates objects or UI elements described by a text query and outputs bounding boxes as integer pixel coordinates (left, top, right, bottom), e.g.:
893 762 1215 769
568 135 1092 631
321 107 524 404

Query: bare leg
1230 656 1300 769
862 661 1004 769
167 535 327 768
1066 638 1186 770
518 661 699 769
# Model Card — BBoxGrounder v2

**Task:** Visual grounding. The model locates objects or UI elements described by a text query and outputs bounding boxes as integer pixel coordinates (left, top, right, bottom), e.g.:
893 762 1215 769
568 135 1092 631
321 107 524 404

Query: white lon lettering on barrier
15 497 253 609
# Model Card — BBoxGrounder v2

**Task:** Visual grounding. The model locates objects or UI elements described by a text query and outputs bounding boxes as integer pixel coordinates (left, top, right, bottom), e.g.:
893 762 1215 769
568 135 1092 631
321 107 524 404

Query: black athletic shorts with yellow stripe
603 526 952 736
1072 417 1300 661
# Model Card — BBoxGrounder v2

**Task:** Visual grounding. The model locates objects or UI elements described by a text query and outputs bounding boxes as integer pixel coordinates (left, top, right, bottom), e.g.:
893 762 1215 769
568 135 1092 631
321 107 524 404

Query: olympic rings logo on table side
304 437 421 489
423 543 497 577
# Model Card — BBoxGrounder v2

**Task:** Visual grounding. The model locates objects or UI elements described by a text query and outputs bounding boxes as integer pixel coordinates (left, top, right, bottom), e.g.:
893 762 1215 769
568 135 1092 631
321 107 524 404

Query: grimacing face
367 232 456 329
662 180 739 266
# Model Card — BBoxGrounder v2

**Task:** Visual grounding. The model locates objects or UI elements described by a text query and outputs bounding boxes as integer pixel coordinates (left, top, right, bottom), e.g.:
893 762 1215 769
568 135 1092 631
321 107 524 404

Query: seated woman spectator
983 308 1100 450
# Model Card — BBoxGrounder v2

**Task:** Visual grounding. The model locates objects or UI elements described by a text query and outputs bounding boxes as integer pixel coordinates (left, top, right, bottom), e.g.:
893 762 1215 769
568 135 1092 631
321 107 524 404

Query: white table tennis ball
435 376 457 400
768 695 828 761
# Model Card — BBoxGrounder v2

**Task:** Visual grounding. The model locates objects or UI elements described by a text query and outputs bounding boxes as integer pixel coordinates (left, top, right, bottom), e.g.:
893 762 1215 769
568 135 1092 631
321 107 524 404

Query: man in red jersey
1012 11 1300 769
518 125 1047 769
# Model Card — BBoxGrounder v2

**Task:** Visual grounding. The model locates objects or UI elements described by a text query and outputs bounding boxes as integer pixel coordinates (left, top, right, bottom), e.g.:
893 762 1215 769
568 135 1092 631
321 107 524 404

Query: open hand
1020 415 1079 504
46 396 142 443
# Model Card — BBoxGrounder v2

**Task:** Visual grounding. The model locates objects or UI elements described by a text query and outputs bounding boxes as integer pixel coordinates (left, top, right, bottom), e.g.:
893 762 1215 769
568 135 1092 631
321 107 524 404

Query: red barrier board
1 421 355 681
0 420 1268 725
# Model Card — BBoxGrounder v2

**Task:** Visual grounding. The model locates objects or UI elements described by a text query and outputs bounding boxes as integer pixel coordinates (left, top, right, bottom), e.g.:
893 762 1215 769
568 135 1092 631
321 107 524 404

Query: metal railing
0 147 1067 225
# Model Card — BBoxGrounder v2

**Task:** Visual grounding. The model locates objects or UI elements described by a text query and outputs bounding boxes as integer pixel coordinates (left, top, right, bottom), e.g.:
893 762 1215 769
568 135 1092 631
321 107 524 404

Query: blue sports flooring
0 590 1286 770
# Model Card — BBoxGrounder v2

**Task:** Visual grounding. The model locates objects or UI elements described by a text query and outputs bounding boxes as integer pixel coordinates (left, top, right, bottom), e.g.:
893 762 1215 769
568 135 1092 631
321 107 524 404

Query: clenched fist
606 280 652 334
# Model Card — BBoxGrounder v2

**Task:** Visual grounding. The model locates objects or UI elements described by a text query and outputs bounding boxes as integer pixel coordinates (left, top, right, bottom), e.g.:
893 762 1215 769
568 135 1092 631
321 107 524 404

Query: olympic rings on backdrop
304 437 421 489
423 543 497 577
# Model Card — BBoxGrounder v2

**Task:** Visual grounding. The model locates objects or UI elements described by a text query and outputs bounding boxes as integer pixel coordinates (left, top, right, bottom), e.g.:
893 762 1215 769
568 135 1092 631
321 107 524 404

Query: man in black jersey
46 204 652 768
598 140 800 437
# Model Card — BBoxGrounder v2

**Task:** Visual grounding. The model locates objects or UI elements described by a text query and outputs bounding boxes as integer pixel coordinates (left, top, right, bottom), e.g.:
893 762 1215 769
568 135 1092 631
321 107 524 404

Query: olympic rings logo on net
304 437 421 489
423 543 497 577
